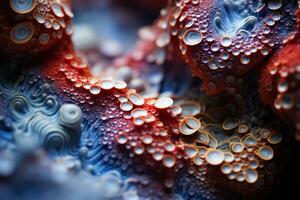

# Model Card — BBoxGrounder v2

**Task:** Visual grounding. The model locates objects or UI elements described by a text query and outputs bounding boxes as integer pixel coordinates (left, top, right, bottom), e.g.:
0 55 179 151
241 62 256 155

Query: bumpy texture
162 0 298 93
0 0 300 200
0 0 73 56
259 40 300 140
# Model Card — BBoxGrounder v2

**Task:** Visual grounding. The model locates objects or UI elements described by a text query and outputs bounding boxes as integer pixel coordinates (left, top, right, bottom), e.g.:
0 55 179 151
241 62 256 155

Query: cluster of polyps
259 40 300 140
0 0 73 55
159 0 298 94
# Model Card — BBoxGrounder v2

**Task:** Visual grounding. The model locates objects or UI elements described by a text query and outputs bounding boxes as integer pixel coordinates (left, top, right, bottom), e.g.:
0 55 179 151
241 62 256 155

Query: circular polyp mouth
10 22 35 44
10 0 37 14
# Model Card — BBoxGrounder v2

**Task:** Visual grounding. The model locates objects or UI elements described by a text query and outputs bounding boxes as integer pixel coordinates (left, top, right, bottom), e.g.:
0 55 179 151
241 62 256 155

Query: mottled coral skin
0 39 240 199
258 7 300 138
39 40 185 186
0 1 72 56
259 40 300 139
0 0 299 199
167 0 298 94
0 28 254 200
0 39 180 197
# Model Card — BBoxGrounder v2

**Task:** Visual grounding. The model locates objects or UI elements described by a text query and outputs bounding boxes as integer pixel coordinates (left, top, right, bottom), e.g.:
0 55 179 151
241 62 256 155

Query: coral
0 0 300 199
157 0 298 94
174 94 285 192
0 149 140 200
259 40 300 140
0 0 73 56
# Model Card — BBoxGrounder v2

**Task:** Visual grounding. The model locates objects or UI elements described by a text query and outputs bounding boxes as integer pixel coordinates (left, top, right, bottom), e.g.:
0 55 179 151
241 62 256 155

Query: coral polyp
0 0 299 199
163 0 298 93
259 39 300 140
0 0 73 56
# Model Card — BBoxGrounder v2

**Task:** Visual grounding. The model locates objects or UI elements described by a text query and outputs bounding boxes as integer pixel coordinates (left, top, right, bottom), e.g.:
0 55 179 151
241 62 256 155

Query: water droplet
183 29 203 46
243 135 257 146
10 0 36 14
193 156 203 166
163 155 176 168
221 52 230 60
52 3 64 17
156 32 170 48
100 80 114 90
120 102 133 111
179 117 201 135
114 81 127 90
164 142 175 152
35 14 45 24
211 43 220 52
223 118 239 130
206 34 214 42
128 93 144 106
131 108 148 118
249 160 259 169
154 97 173 109
266 18 275 26
180 101 201 117
231 143 244 153
118 95 128 103
267 133 283 144
245 168 258 183
184 146 198 158
164 178 174 188
232 163 242 172
39 33 49 45
53 20 60 30
221 163 232 174
268 0 282 10
133 117 144 126
237 124 249 134
208 59 218 70
116 134 127 144
257 146 274 160
10 22 34 44
153 152 163 161
236 172 245 182
144 114 155 123
271 11 282 21
134 145 145 155
141 135 153 144
241 56 250 65
170 105 182 116
220 37 232 47
205 149 224 165
89 85 101 95
277 81 288 93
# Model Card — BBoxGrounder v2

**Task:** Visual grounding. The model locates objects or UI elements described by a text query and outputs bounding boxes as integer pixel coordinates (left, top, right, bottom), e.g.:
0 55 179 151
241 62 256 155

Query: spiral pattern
8 89 82 154
166 0 298 93
42 127 70 152
13 105 82 153
9 94 31 120
10 0 36 14
10 22 34 44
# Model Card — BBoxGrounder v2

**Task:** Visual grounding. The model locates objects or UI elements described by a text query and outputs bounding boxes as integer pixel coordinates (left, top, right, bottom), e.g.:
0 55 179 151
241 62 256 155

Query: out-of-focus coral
0 149 140 200
259 8 300 140
259 40 300 140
